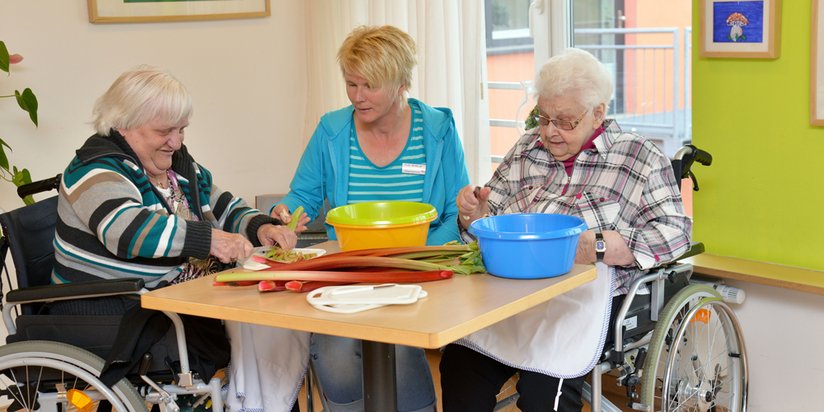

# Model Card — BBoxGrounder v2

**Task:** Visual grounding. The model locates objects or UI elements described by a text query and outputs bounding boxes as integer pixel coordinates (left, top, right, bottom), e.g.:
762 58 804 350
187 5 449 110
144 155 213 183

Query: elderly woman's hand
456 185 491 229
210 229 254 263
271 204 310 233
575 230 635 266
257 224 298 251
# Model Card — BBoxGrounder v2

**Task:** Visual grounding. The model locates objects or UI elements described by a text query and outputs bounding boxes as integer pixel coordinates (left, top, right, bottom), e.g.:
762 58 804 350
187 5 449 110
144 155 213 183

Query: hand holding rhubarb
287 206 304 231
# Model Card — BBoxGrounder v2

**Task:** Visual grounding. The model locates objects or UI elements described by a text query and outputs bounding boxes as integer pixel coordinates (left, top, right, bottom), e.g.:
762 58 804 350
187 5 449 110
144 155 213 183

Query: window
485 0 534 53
482 0 692 180
484 0 539 183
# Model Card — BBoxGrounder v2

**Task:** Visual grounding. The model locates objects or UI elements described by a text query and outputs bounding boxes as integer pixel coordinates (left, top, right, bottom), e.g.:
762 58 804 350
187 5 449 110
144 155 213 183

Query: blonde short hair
337 25 417 93
92 65 192 136
534 48 614 111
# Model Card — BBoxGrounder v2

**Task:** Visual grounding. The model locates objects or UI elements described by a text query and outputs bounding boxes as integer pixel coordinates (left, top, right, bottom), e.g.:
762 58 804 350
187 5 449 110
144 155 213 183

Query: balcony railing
488 27 692 159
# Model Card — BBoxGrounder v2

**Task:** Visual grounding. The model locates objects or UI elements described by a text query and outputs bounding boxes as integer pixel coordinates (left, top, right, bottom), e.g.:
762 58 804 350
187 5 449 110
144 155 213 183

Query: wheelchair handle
672 145 712 191
17 174 62 199
673 144 712 168
691 145 713 167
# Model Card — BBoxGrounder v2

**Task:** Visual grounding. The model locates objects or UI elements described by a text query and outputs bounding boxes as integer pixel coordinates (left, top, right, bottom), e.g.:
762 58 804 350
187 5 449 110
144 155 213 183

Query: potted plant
1 40 39 205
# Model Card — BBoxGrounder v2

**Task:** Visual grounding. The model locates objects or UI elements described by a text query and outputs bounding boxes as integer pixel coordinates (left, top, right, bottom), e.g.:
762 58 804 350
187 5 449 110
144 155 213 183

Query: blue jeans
309 334 436 412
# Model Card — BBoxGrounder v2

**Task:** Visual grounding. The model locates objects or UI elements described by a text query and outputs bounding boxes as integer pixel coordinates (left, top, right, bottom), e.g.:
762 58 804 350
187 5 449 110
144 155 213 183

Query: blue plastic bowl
469 213 588 279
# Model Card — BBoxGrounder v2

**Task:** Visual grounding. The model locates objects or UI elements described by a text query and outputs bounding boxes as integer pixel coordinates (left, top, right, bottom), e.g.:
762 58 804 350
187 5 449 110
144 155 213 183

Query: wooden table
141 242 596 411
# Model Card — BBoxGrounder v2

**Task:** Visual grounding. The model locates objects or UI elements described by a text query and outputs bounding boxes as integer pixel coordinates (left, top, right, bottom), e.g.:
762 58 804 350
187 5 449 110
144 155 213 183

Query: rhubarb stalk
250 242 485 275
215 269 453 284
284 280 352 292
254 244 484 276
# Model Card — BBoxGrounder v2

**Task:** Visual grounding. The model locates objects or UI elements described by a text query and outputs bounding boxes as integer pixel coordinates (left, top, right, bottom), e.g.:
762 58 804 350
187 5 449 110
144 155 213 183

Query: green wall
692 0 824 270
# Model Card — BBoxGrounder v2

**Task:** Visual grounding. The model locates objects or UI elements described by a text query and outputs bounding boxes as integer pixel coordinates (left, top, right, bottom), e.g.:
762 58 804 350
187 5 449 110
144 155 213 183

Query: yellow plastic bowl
325 201 438 251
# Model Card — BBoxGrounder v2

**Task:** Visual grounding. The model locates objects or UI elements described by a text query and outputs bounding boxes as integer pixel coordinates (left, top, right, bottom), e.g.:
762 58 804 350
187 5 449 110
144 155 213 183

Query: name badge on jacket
402 163 426 175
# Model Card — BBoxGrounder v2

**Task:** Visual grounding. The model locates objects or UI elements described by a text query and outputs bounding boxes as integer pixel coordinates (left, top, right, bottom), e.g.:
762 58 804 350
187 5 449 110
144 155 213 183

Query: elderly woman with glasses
439 48 691 412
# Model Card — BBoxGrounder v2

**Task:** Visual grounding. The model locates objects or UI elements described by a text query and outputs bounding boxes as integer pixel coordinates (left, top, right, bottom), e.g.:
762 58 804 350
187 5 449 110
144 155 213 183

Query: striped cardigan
52 131 279 288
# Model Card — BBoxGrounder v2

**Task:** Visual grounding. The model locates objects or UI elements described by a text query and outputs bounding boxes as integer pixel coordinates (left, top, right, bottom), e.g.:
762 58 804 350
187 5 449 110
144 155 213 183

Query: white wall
0 0 308 212
724 280 824 410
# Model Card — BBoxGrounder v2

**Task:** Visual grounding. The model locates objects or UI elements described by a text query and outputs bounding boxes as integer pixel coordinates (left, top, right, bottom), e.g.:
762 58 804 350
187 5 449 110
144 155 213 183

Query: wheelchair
495 145 749 412
0 175 226 412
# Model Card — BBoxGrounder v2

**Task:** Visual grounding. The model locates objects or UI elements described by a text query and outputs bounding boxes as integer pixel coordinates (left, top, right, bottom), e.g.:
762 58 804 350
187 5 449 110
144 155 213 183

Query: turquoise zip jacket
53 131 280 287
276 98 470 246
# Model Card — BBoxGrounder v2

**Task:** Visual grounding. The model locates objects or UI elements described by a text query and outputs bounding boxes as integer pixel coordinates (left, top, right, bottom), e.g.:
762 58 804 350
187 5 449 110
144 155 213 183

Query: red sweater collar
562 125 604 175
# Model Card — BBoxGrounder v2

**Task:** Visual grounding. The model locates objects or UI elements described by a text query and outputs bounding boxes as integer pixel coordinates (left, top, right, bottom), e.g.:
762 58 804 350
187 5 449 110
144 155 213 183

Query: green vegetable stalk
286 206 304 230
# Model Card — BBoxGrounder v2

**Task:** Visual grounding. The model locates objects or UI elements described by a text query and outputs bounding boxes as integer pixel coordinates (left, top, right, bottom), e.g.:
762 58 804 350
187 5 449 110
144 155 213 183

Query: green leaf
0 41 9 73
0 138 10 171
12 168 34 205
15 88 38 126
524 104 539 130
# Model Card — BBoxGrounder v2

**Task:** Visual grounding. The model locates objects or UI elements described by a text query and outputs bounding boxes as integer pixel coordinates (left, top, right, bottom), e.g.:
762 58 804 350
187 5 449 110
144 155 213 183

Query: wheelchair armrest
672 241 704 261
5 278 146 304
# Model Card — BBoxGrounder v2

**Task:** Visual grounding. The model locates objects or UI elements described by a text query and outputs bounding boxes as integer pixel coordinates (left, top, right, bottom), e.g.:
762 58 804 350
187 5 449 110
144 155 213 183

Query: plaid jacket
467 120 691 294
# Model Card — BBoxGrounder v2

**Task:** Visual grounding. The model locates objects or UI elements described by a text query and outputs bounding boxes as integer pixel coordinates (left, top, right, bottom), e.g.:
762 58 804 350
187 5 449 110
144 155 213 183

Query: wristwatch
594 232 607 262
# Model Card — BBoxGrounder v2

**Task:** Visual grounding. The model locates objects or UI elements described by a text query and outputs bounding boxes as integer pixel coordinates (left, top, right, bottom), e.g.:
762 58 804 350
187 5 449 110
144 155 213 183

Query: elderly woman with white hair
439 48 691 411
51 66 307 412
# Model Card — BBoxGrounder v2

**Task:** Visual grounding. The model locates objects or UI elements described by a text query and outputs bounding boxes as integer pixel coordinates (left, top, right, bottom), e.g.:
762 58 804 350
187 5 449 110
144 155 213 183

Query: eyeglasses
532 109 588 131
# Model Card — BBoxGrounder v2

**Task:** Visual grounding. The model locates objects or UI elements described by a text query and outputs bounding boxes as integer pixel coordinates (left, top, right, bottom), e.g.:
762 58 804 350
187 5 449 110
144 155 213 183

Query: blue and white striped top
347 101 426 203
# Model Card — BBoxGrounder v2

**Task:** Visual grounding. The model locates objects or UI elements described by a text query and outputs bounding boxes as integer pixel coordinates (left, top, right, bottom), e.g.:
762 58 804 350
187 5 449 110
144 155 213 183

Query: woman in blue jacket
272 25 469 412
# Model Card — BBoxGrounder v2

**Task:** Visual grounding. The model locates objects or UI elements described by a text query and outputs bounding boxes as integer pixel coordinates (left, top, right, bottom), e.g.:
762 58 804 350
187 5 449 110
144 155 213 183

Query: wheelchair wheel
640 284 747 412
0 340 146 411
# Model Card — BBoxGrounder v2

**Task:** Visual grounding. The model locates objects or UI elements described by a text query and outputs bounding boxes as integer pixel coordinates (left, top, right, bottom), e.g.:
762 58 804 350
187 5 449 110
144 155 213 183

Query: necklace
149 172 171 189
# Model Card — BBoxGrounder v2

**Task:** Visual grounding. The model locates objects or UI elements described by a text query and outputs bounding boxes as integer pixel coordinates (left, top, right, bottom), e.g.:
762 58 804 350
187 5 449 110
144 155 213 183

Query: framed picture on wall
812 0 824 125
88 0 270 24
700 0 781 59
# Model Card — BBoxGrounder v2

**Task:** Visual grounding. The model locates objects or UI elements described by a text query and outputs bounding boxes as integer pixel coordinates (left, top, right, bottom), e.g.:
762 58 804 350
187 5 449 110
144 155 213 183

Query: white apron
224 321 310 412
456 262 613 378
